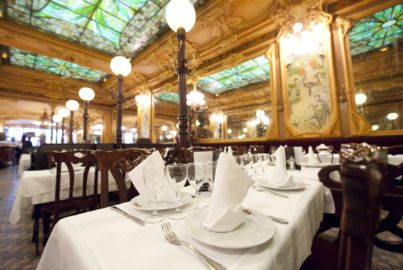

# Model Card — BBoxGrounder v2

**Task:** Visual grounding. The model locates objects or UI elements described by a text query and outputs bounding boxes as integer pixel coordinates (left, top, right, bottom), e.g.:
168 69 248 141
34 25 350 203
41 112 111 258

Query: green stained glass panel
9 48 106 82
349 4 402 56
157 93 179 104
6 0 200 56
197 56 270 94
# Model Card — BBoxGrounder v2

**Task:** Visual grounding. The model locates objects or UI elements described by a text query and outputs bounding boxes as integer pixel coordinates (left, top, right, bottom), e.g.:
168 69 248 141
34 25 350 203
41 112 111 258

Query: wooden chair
42 151 99 246
301 158 385 270
95 148 149 208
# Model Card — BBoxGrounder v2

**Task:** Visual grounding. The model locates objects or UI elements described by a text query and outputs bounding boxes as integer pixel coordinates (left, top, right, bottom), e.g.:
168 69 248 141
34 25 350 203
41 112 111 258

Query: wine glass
187 162 205 208
205 161 217 192
143 166 165 223
166 164 188 220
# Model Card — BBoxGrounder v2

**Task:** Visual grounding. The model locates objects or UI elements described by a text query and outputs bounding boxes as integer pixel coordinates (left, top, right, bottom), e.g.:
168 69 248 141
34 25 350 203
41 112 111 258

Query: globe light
256 109 265 119
242 128 248 133
52 114 62 123
355 93 367 105
66 100 79 111
165 0 196 32
227 128 232 134
293 22 303 33
110 56 132 76
371 124 379 131
161 125 168 132
79 87 95 101
58 107 70 118
386 112 398 121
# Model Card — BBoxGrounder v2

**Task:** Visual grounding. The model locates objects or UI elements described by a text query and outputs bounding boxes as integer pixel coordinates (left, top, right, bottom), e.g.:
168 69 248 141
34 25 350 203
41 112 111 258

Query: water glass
187 162 205 208
143 166 164 223
166 163 188 220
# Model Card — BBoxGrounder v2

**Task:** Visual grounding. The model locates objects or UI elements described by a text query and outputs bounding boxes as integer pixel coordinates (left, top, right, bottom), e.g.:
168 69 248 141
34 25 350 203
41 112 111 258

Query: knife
110 206 146 226
267 215 289 224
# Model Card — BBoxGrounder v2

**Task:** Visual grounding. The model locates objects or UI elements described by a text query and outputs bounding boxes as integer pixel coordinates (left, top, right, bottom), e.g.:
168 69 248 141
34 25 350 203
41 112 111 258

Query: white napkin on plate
307 146 318 165
128 151 176 203
228 146 234 158
203 153 253 232
268 146 293 187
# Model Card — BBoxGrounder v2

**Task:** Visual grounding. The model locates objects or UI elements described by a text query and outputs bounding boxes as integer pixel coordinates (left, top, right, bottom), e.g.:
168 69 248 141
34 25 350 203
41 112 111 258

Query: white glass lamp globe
58 107 70 118
110 56 132 76
166 0 196 32
355 93 367 105
387 112 398 121
227 128 232 134
52 114 62 123
256 109 265 119
161 125 168 132
66 100 80 111
371 124 379 131
79 87 95 101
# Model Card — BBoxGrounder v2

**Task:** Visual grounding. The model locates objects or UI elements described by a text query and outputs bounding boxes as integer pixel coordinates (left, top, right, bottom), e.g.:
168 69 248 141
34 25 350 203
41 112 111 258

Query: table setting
37 148 328 270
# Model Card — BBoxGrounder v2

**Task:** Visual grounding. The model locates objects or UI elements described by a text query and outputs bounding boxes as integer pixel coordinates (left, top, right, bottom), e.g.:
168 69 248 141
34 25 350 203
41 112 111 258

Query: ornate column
135 89 153 143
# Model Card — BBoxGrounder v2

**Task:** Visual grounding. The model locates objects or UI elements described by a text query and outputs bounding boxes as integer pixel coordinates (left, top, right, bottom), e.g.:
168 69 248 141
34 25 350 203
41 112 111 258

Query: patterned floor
0 165 402 270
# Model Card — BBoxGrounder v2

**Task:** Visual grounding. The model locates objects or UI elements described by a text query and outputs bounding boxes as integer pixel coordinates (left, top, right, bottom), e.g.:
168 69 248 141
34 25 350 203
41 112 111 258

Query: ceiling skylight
349 4 402 56
10 48 106 82
197 56 270 94
6 0 199 57
156 92 179 104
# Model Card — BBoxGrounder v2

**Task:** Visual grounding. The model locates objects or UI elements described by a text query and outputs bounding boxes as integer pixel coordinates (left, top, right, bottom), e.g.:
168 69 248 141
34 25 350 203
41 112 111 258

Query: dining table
37 171 326 270
18 153 31 177
9 167 130 224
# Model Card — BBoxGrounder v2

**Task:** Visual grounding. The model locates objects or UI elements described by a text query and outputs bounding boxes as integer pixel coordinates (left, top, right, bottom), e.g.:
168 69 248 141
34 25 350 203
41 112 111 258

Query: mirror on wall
349 4 402 132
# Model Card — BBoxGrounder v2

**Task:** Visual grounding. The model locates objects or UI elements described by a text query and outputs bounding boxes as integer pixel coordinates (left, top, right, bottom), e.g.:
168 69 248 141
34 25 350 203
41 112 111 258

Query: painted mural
286 50 331 133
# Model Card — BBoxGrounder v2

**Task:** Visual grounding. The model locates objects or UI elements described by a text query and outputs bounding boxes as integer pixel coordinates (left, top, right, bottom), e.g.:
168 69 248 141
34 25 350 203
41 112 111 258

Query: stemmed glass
187 162 205 208
166 164 188 220
143 166 165 223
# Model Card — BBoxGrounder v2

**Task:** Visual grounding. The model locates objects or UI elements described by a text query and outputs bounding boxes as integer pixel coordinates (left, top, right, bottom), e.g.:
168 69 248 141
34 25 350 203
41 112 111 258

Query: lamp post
79 87 95 143
161 125 168 142
166 0 196 148
66 100 79 143
110 56 132 148
52 114 62 143
58 107 70 144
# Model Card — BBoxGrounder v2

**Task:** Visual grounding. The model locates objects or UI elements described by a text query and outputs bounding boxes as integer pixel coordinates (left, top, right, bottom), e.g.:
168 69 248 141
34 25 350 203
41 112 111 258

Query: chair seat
42 196 99 215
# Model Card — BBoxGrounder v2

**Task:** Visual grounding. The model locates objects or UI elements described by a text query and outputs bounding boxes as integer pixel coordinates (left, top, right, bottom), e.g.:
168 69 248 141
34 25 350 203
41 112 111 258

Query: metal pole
176 27 190 148
55 122 59 144
50 111 54 143
61 118 65 144
83 101 89 142
69 111 74 143
116 75 123 148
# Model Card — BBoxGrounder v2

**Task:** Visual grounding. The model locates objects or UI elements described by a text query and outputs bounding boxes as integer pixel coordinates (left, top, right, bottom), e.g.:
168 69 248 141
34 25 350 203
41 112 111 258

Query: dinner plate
185 209 276 249
131 193 192 211
258 181 306 191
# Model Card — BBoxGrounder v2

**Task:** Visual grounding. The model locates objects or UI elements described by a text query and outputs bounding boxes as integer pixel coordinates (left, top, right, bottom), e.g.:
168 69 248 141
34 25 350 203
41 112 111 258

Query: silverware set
161 221 226 270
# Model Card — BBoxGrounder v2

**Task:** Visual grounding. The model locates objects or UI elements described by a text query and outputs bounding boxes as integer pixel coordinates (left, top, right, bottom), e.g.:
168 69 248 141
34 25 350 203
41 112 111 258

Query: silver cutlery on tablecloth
110 206 145 226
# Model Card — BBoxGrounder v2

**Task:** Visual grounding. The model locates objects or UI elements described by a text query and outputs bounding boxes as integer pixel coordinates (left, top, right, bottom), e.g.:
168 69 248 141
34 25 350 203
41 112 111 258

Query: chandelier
187 83 206 109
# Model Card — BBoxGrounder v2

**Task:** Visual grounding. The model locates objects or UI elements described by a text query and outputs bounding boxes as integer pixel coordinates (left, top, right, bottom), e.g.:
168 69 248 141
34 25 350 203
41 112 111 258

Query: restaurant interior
0 0 402 269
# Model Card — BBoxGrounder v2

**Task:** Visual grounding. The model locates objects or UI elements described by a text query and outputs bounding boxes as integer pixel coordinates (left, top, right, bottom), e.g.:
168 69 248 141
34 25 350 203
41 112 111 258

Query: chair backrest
50 150 97 204
318 165 343 216
165 146 220 164
95 148 149 208
338 160 385 270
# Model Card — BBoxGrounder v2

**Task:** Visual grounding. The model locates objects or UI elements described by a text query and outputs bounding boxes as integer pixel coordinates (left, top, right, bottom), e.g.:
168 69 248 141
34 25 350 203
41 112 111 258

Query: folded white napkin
307 146 318 165
203 153 253 232
128 151 176 203
294 147 303 166
227 146 234 158
316 143 329 151
268 146 293 187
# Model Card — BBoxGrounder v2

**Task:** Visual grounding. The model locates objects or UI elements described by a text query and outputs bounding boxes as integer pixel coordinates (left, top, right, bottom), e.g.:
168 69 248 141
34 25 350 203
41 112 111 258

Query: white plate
131 193 192 211
185 209 276 249
301 162 339 168
258 181 306 191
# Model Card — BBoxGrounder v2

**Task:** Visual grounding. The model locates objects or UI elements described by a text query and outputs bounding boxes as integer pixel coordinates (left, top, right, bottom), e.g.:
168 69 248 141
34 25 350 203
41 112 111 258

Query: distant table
9 168 128 224
18 154 31 177
37 181 324 270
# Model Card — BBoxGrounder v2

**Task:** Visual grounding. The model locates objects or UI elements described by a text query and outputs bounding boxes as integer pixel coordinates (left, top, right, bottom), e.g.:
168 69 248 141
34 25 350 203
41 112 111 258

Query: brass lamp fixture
165 0 196 148
110 56 132 148
65 100 80 143
79 87 95 142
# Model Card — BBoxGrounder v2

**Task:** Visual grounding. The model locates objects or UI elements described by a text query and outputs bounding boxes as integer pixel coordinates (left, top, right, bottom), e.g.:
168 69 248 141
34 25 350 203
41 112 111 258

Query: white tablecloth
18 153 31 177
37 181 324 270
9 168 128 224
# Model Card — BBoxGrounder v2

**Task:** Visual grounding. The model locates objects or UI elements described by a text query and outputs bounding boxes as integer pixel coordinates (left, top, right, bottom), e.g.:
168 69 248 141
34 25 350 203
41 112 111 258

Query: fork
161 221 226 270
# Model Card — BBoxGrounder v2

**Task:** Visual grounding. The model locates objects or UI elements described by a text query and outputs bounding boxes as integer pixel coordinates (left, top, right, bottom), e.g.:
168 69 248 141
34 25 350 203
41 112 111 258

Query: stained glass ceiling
156 92 179 104
349 4 402 56
10 48 107 82
197 56 270 95
6 0 199 57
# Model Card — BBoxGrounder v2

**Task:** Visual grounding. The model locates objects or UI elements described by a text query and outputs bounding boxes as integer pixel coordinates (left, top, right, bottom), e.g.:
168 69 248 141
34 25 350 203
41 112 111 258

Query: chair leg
42 212 51 247
32 205 40 255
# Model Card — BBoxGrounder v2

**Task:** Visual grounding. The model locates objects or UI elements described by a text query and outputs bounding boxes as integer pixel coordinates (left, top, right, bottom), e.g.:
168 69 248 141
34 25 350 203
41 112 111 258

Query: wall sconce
371 124 379 131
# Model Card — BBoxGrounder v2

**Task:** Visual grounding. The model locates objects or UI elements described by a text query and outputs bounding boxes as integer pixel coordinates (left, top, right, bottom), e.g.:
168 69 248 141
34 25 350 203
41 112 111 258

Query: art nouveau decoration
135 91 152 140
277 2 340 137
